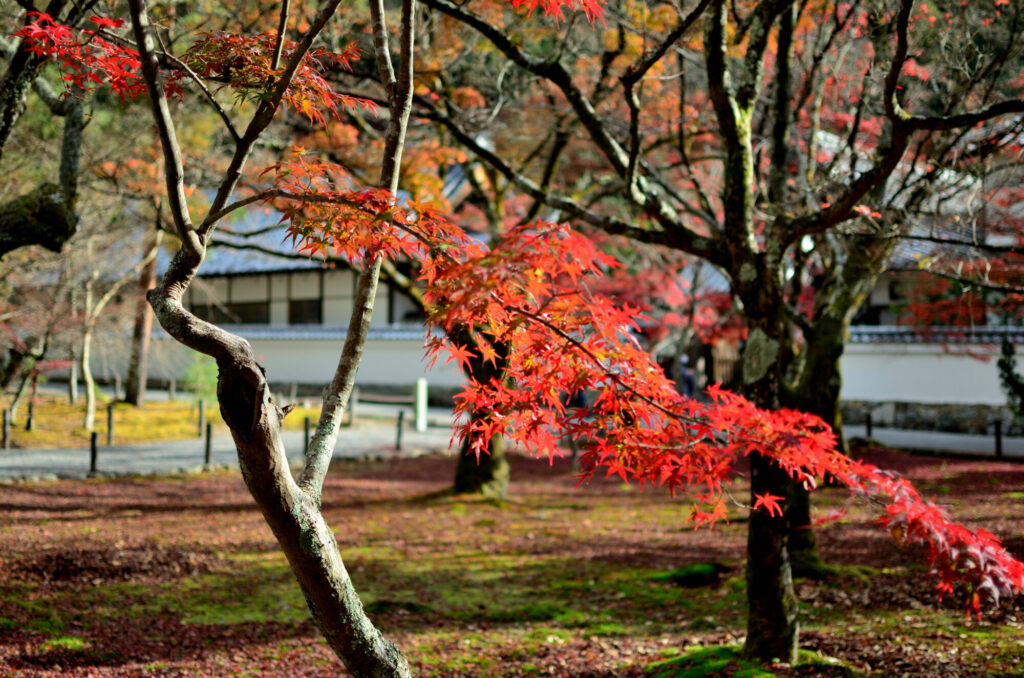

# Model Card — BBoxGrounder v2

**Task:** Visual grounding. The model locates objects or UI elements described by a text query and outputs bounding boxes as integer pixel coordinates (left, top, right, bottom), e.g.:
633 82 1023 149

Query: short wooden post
414 378 428 432
197 399 206 438
89 432 98 475
304 416 311 453
26 374 37 432
106 403 114 446
204 421 213 468
2 409 9 449
289 382 298 403
865 412 873 439
168 378 176 401
995 419 1004 459
395 410 404 451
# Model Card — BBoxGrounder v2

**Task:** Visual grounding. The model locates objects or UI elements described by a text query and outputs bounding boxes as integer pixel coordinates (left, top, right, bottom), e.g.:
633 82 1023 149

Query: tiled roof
157 209 330 276
849 325 1024 344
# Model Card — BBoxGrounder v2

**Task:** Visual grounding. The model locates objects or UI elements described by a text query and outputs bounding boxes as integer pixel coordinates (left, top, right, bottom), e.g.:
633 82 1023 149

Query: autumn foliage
16 6 1024 622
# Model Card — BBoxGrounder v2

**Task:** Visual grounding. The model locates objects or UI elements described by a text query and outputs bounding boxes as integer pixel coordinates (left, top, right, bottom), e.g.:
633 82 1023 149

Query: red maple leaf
753 492 786 518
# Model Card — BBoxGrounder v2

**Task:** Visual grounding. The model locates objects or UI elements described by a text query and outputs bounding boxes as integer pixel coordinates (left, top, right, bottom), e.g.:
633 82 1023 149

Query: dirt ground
1 444 1023 677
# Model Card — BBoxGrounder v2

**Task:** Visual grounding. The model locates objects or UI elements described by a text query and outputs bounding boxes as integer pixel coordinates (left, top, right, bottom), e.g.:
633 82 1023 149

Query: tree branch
298 0 417 501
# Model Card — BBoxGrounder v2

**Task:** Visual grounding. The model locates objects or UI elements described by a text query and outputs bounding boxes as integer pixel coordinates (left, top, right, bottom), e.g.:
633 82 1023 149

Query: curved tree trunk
217 351 410 678
81 323 96 431
126 0 418 671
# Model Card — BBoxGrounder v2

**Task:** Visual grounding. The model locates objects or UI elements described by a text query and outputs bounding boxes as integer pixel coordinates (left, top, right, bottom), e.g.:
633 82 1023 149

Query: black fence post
995 419 1004 459
865 412 873 439
25 400 33 432
2 409 9 449
304 416 311 453
204 422 213 468
395 411 404 451
197 399 205 438
106 403 114 446
89 432 98 475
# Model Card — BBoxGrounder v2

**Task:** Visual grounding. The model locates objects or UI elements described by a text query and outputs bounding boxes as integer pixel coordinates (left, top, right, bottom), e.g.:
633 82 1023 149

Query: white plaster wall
245 338 462 386
269 300 288 325
230 275 269 302
129 336 464 387
290 271 321 298
840 342 1003 405
192 278 228 304
270 274 289 301
323 297 353 324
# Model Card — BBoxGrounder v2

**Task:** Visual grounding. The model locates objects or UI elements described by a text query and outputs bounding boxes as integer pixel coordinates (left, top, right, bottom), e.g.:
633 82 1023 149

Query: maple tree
0 0 103 257
14 1 1024 676
411 0 1024 661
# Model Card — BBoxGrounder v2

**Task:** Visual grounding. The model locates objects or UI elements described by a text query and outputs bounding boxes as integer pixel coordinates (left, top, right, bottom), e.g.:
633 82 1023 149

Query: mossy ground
1 448 1023 676
0 392 326 448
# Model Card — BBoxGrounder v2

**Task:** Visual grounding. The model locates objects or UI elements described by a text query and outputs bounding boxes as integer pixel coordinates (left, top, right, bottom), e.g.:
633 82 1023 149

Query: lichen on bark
742 328 780 385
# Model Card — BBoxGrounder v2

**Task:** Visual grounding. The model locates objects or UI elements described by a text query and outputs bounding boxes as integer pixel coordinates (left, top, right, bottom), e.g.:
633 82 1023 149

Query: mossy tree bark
0 3 95 258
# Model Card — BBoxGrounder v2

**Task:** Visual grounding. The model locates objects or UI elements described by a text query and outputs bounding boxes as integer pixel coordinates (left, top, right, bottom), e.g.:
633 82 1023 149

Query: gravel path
0 405 459 482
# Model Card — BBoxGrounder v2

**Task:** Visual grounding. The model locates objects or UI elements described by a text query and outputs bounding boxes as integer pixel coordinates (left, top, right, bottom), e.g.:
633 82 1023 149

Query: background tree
0 1 102 256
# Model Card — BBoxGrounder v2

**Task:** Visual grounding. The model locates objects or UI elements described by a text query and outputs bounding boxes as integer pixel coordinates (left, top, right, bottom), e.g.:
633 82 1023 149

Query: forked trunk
218 361 410 678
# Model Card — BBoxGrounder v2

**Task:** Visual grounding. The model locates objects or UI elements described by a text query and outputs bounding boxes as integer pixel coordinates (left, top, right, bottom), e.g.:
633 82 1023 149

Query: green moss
647 645 860 678
584 622 628 637
646 645 776 677
41 635 87 651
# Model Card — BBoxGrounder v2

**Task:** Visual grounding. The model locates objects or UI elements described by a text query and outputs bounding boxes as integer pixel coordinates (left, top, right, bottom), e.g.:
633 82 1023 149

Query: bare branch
271 0 291 70
158 48 241 144
299 0 417 501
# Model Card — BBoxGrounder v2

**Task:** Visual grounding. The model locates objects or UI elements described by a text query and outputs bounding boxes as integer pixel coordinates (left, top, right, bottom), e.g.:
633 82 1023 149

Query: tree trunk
81 324 95 431
782 234 893 578
217 360 411 678
454 422 509 498
0 346 30 391
745 452 799 662
451 336 511 498
124 225 161 406
737 296 798 664
783 328 845 579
